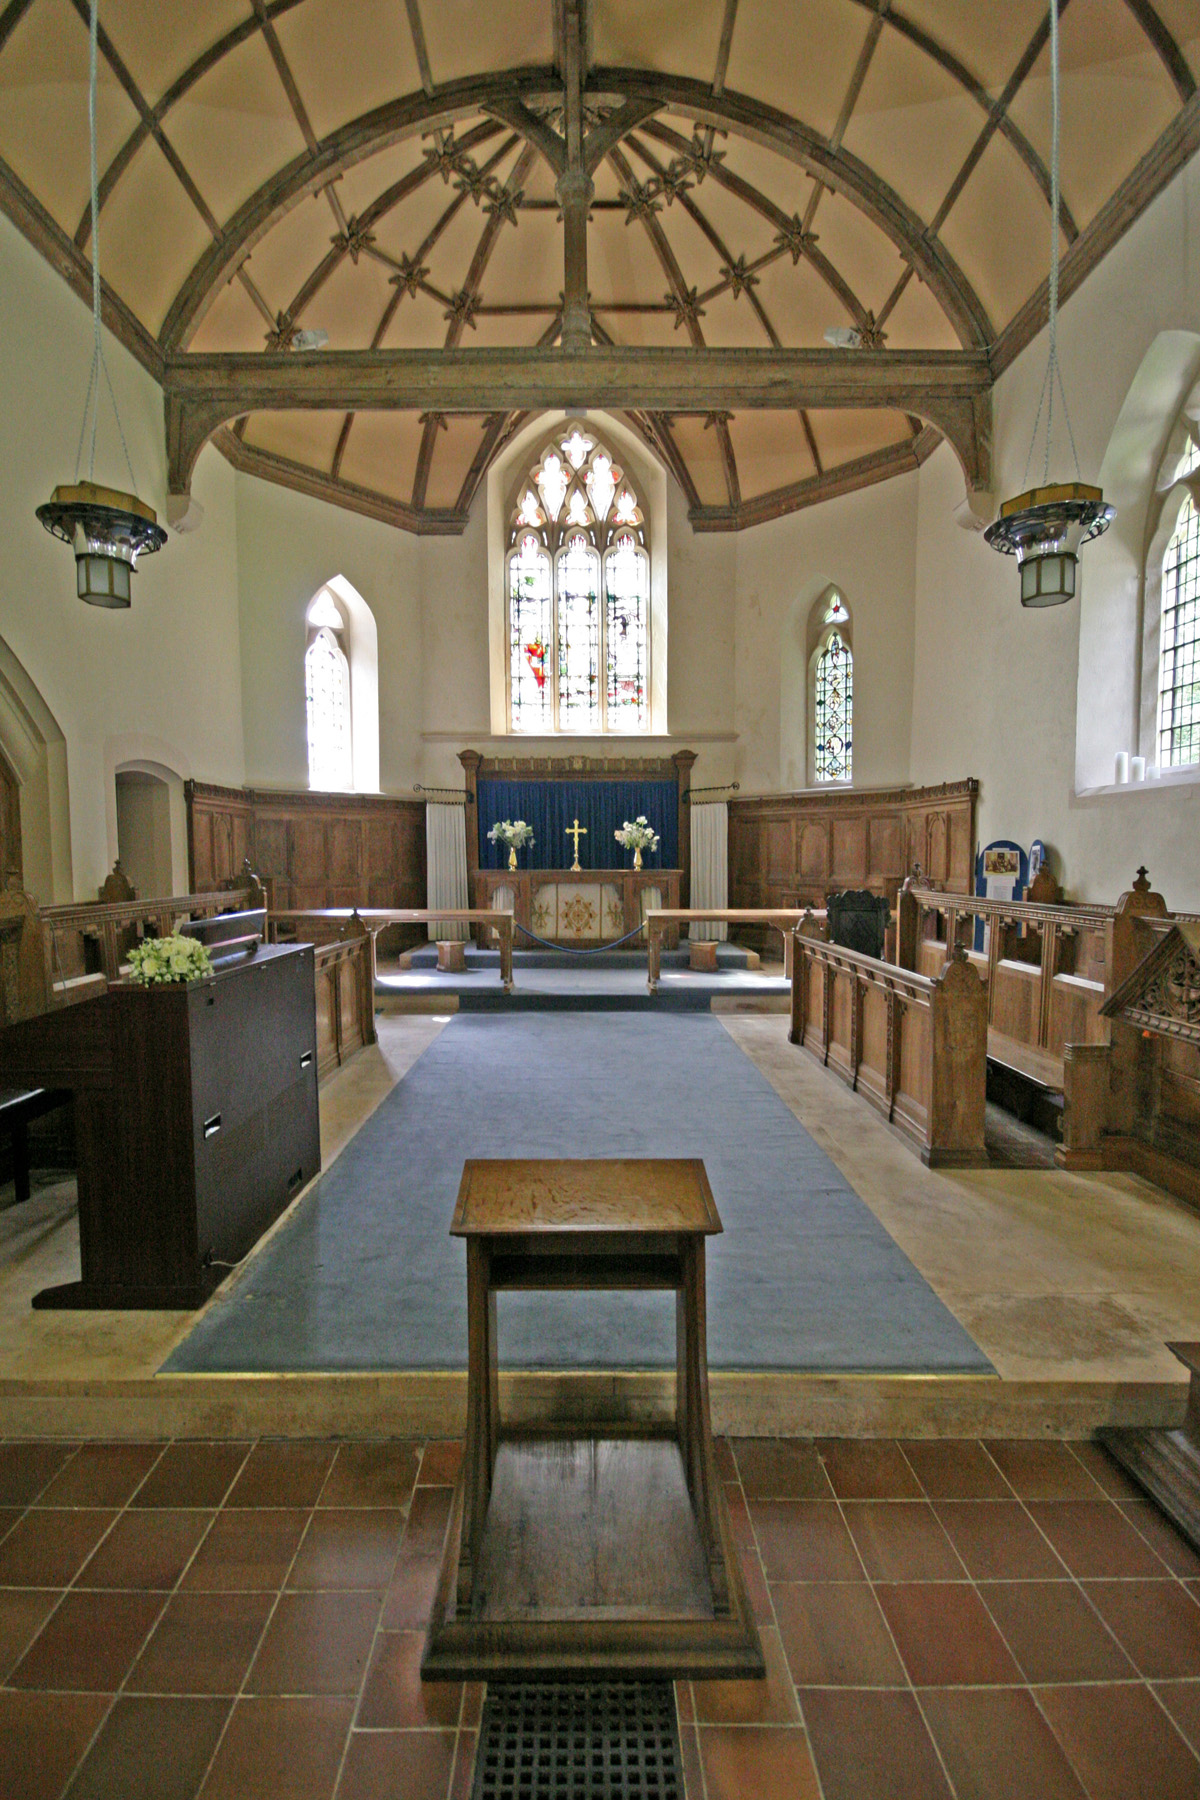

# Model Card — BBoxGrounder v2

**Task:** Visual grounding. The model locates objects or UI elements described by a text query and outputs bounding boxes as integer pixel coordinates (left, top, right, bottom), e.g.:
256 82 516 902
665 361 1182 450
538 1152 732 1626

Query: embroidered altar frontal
473 868 681 947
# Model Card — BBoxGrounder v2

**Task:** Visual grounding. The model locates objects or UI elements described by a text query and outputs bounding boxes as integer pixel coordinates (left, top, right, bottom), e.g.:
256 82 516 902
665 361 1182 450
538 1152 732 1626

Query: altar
474 868 681 948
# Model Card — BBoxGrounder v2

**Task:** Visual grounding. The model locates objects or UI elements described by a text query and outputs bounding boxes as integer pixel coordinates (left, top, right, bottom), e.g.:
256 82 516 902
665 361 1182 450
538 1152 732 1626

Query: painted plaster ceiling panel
242 408 345 470
595 305 678 349
1154 1 1200 77
469 311 555 349
698 288 774 350
809 408 913 468
1007 0 1181 230
872 271 960 354
376 288 448 350
484 210 560 303
728 411 818 497
804 193 908 327
650 163 779 267
897 0 1052 92
164 33 309 224
188 276 277 356
937 133 1057 332
335 411 424 502
309 253 398 349
634 196 730 294
724 0 873 140
97 142 218 334
272 0 423 140
750 253 846 348
588 209 679 305
0 0 137 228
97 0 253 106
592 0 727 81
368 179 475 272
332 138 432 228
662 414 730 507
423 415 489 511
239 194 339 329
840 29 984 227
713 133 818 222
421 0 553 85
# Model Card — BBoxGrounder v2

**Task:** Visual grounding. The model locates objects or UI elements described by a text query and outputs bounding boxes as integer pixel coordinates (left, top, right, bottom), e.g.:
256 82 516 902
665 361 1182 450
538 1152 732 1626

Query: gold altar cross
565 817 588 871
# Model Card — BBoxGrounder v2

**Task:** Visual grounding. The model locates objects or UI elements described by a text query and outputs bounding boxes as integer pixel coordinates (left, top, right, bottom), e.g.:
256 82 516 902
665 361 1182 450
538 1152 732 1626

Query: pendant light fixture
36 0 165 606
984 2 1113 605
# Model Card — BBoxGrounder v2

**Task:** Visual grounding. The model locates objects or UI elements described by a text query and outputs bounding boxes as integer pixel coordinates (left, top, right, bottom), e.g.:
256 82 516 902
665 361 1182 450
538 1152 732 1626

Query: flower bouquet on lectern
614 816 660 872
487 819 535 871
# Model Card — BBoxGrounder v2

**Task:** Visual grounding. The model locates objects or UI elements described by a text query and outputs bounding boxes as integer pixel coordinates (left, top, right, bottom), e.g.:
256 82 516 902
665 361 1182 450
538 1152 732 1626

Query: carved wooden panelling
1 752 22 888
187 783 427 915
799 824 828 881
869 817 902 878
926 813 950 885
730 780 977 919
832 817 868 883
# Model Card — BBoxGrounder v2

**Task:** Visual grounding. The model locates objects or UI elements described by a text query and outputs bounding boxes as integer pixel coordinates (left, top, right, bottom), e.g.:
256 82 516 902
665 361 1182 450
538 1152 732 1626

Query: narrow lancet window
1158 490 1200 768
813 594 853 784
305 625 352 790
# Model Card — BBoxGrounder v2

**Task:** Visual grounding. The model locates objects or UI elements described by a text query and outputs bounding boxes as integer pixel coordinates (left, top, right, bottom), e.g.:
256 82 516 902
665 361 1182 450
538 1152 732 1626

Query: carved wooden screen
0 750 20 888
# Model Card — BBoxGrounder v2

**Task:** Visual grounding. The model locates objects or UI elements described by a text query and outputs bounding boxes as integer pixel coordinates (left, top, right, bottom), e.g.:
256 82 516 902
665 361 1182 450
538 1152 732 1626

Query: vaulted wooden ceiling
1 0 1197 531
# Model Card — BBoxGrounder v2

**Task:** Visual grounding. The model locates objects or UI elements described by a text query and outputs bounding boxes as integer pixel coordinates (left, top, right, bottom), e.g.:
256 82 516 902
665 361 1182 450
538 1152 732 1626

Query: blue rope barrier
512 921 650 956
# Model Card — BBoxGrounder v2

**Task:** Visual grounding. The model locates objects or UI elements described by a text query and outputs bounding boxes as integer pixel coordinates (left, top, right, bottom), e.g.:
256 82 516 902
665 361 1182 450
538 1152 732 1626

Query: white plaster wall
234 474 421 795
732 471 919 795
911 154 1200 908
0 210 243 901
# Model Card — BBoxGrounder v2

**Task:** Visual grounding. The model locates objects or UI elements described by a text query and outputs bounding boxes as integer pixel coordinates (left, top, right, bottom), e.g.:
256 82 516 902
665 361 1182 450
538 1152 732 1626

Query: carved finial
951 940 968 963
1134 866 1151 892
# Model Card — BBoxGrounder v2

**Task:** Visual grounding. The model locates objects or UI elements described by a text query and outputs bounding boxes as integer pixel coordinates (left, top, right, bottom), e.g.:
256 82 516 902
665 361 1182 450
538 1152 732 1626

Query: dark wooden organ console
0 940 320 1309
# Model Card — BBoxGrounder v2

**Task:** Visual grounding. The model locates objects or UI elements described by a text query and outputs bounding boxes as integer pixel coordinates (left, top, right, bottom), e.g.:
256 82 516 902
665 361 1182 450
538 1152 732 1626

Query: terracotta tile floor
3 1435 1200 1798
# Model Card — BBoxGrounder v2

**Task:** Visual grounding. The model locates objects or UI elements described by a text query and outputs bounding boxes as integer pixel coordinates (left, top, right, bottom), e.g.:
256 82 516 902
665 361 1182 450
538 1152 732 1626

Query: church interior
3 1 1200 1795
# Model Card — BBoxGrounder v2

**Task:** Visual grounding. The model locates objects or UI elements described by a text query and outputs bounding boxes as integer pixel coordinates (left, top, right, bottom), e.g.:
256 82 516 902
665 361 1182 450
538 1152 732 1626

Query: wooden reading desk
422 1157 763 1680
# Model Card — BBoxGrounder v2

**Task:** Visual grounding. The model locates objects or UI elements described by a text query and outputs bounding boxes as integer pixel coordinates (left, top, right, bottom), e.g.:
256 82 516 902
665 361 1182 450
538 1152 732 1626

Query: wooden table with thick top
421 1157 764 1682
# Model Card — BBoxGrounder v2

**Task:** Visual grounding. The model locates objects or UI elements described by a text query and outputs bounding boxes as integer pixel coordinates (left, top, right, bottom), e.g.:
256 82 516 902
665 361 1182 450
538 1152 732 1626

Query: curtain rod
413 784 471 803
682 782 740 802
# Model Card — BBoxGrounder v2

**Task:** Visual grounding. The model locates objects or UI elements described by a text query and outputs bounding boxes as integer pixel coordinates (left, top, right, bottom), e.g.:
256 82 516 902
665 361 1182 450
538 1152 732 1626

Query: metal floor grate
472 1680 684 1800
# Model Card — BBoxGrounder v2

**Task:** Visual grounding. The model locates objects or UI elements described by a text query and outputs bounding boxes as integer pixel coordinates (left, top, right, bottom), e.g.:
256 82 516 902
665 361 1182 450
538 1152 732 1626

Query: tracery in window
507 431 649 732
1158 488 1200 768
305 624 352 791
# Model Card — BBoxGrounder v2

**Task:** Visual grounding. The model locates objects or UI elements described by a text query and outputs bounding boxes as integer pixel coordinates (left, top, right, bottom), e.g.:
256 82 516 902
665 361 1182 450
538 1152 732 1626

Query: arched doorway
114 769 174 898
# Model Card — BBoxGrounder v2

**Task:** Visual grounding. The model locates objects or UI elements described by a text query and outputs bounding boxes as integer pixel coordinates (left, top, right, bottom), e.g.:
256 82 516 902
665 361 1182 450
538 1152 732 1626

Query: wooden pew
897 874 1111 1093
790 932 988 1168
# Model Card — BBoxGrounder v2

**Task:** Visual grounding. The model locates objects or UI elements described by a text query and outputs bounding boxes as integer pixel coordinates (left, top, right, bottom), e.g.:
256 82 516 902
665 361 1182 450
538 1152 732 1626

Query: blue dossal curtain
477 779 678 871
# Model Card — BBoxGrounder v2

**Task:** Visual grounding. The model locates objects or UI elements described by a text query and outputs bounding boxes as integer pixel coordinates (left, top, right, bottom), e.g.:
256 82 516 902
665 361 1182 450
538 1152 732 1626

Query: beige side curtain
425 803 469 940
689 802 728 941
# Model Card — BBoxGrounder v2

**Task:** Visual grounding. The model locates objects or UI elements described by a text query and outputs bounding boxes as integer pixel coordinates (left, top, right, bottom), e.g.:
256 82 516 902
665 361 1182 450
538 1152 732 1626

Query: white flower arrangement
487 819 535 849
127 933 213 986
614 815 660 853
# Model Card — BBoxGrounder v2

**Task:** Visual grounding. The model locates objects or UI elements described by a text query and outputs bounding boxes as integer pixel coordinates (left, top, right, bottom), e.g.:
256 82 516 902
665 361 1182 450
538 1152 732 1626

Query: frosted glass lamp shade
36 482 166 609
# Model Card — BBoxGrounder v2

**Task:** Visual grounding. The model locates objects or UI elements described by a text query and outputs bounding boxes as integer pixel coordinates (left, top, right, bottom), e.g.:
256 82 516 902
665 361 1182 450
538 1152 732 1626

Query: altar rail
645 909 814 990
268 907 515 991
790 933 989 1167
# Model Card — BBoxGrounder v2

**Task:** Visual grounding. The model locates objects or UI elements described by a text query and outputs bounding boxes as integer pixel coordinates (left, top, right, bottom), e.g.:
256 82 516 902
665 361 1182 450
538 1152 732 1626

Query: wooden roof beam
164 343 992 497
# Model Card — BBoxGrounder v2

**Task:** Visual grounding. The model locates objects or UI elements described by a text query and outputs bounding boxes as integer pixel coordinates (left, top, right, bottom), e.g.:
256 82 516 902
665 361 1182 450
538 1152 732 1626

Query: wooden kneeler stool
422 1158 763 1681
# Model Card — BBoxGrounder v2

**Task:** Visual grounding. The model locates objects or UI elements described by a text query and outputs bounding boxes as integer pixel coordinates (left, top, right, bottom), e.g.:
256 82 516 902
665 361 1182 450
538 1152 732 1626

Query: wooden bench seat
0 1087 70 1204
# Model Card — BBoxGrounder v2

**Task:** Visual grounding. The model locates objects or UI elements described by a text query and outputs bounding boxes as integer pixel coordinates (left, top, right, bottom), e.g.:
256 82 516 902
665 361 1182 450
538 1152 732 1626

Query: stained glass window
1159 490 1200 768
305 626 353 790
509 532 553 732
604 535 649 729
507 431 650 733
814 629 852 783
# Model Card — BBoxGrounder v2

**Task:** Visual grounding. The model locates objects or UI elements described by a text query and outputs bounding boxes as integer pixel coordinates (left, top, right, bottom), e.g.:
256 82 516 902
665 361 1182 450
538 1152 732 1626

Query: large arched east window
1157 439 1200 769
812 592 853 784
305 589 353 791
507 426 650 733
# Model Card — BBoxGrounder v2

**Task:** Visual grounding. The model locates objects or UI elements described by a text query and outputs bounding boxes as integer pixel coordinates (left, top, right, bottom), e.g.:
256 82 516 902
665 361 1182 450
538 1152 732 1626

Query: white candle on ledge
1131 755 1147 781
1114 751 1131 783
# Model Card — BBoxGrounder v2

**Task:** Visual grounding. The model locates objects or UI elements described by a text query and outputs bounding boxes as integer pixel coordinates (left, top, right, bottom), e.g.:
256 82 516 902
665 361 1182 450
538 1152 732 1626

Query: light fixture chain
76 0 138 497
1041 0 1082 485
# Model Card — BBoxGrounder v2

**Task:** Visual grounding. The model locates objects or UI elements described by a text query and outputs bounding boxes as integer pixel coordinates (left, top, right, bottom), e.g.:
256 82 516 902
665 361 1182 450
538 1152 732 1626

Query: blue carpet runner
165 1013 992 1376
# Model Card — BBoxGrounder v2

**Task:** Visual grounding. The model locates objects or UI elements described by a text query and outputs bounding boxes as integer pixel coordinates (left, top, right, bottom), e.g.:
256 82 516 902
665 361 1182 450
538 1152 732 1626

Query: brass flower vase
633 846 643 871
508 846 518 871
